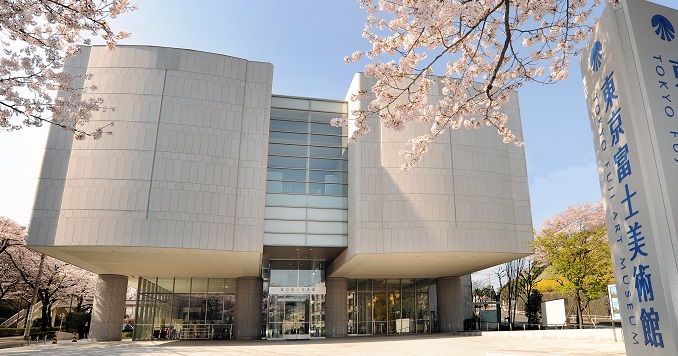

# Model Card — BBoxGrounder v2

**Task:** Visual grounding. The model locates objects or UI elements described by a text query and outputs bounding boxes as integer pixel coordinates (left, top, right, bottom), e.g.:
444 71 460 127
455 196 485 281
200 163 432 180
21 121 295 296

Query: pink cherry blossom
337 0 618 170
0 0 135 139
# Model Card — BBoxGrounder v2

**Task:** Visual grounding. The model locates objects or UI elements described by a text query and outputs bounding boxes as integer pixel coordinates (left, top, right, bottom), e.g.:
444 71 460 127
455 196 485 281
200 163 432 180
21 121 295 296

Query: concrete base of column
90 274 128 341
234 276 263 340
436 275 472 332
325 277 348 337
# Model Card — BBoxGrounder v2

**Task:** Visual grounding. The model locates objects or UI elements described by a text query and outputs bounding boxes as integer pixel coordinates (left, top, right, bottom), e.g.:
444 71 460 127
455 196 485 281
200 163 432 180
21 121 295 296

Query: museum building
26 46 533 341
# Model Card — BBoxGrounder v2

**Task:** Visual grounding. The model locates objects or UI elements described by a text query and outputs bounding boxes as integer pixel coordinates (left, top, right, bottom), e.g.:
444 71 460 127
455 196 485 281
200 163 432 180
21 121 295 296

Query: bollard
52 334 57 344
72 332 78 342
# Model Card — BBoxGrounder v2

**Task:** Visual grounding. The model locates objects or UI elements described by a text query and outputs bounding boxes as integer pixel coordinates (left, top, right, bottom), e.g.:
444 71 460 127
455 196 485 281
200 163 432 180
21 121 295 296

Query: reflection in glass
346 279 430 336
134 277 236 341
309 134 343 147
267 168 307 182
268 144 309 157
309 146 346 159
269 131 308 145
266 260 326 339
270 120 309 133
266 96 348 248
310 122 342 135
271 97 310 111
268 156 307 169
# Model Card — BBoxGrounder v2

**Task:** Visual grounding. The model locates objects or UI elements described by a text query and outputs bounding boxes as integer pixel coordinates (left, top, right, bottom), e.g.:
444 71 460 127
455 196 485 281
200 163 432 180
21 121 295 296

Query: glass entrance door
266 260 326 339
282 295 309 339
267 294 312 339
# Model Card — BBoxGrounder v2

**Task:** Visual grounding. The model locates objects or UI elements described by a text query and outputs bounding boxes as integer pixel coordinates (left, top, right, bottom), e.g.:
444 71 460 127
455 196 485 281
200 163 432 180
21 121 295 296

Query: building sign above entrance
269 286 326 295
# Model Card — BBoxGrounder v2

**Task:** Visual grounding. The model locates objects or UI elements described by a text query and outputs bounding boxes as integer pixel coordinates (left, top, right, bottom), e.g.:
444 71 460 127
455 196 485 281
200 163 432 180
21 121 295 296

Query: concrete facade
234 277 263 340
28 46 273 278
436 275 473 332
90 274 128 341
328 74 532 279
26 46 532 340
325 278 348 338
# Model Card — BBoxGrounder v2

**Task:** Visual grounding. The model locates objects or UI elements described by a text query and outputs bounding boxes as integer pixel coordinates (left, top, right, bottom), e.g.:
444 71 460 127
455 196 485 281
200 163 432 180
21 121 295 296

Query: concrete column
325 277 348 337
234 276 263 340
90 274 127 341
436 275 472 332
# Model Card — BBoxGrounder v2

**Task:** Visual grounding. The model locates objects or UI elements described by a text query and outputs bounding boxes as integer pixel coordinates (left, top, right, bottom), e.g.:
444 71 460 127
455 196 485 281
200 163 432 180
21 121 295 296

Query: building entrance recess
265 260 326 339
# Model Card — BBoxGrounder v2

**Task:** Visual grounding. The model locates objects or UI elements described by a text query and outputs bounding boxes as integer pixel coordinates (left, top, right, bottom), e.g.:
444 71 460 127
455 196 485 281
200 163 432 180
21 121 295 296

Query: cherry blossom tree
8 247 96 331
1 0 135 139
335 0 617 170
532 202 612 328
1 216 97 331
0 216 25 254
0 217 27 302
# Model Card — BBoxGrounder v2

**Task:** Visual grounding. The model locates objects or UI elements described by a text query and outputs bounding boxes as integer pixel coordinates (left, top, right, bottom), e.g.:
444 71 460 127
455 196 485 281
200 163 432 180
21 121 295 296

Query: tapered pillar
234 276 263 340
436 275 471 332
325 277 348 337
90 274 127 341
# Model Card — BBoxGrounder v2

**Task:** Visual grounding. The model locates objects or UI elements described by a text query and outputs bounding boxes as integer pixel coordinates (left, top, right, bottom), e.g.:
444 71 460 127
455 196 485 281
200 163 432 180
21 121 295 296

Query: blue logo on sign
652 14 675 42
590 41 602 72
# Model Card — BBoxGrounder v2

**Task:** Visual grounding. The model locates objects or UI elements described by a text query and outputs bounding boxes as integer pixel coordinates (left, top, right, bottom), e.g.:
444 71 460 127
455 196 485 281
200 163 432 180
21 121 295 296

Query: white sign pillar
581 1 678 354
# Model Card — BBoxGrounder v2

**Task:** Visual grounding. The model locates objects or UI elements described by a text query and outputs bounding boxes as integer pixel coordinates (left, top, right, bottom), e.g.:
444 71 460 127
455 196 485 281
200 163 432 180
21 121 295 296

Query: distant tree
517 257 546 318
533 202 613 328
336 0 618 170
496 258 525 328
0 0 135 138
473 284 497 302
525 290 543 325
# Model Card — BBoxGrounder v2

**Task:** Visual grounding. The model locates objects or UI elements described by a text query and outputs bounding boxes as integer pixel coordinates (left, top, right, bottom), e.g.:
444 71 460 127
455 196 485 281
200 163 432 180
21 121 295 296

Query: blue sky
0 0 673 233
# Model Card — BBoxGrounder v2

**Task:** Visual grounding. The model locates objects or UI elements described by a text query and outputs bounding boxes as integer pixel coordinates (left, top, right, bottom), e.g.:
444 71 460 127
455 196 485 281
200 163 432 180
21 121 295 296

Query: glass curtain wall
134 277 235 340
347 279 431 335
265 96 348 247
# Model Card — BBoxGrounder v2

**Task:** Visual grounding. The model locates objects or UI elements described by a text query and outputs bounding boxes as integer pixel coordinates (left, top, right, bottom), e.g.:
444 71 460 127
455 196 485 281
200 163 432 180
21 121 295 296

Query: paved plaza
0 333 626 355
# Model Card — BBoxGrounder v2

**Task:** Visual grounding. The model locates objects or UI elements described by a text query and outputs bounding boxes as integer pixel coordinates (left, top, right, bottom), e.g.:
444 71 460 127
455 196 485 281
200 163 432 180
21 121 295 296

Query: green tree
525 290 543 326
533 203 613 328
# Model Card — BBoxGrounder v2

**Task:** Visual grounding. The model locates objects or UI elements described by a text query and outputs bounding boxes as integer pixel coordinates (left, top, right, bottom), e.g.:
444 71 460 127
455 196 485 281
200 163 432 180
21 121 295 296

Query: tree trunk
576 291 583 329
40 290 50 332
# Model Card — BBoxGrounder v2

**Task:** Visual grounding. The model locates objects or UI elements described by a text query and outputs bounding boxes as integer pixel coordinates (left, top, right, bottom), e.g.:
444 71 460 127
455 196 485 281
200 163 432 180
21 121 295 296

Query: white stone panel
27 47 273 271
333 73 532 277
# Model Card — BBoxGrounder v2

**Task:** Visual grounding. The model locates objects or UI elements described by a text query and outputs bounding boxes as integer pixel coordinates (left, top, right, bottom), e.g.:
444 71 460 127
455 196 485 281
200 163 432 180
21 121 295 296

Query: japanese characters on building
268 286 327 295
581 1 678 354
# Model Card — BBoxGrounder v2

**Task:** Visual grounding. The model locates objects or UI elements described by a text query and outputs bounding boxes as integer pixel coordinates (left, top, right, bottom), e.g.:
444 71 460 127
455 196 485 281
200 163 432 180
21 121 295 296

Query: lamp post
59 313 65 331
23 253 45 343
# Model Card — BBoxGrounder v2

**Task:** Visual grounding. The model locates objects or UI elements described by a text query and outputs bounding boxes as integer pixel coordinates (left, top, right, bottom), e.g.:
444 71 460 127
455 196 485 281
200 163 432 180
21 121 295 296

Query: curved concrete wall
329 73 532 278
27 46 273 255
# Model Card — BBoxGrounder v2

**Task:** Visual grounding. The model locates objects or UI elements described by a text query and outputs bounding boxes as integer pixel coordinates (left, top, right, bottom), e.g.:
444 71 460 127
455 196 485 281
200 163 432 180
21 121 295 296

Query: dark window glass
309 158 345 171
267 181 307 194
267 168 307 181
310 134 343 147
268 144 308 157
309 146 346 159
308 170 346 183
270 119 308 133
308 183 347 195
310 122 342 136
268 156 307 169
269 131 307 145
270 108 309 121
310 112 344 123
